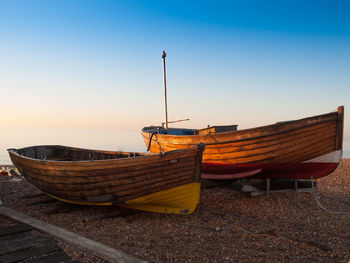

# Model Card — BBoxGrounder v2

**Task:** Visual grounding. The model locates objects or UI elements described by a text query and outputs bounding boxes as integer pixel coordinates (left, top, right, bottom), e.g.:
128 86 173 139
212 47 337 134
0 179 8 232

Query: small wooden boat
8 144 205 214
142 106 344 180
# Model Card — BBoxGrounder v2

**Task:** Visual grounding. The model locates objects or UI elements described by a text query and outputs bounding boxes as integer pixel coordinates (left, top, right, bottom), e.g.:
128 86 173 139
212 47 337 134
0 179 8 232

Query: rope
204 132 218 143
310 176 350 216
146 132 163 153
146 132 157 151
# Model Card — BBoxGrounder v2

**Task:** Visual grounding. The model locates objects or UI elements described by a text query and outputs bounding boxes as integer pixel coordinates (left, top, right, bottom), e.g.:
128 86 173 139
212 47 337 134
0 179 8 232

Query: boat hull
142 106 344 180
8 145 204 214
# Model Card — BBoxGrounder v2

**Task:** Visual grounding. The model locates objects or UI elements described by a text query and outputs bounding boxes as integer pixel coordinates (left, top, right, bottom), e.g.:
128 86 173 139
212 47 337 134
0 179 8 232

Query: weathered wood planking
142 106 344 179
8 144 204 214
0 206 146 263
0 223 77 263
0 223 32 237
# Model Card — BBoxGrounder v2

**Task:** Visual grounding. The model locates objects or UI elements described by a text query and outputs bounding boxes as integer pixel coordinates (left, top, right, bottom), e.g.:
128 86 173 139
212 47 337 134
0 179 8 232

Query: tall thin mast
162 51 168 129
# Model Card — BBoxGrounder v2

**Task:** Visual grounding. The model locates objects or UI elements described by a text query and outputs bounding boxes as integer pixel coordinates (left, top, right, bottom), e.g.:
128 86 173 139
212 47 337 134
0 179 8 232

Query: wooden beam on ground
0 206 147 263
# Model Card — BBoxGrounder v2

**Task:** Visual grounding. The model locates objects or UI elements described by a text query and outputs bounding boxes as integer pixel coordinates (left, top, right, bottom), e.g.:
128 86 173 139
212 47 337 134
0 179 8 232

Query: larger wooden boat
8 144 204 215
142 106 344 180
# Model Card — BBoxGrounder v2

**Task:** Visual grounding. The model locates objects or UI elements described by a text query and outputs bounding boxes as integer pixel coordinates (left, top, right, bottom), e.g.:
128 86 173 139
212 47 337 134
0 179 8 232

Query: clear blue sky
1 0 349 139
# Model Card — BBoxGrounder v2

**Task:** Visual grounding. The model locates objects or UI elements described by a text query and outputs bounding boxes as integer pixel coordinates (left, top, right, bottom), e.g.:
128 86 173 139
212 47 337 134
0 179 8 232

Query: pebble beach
1 160 350 262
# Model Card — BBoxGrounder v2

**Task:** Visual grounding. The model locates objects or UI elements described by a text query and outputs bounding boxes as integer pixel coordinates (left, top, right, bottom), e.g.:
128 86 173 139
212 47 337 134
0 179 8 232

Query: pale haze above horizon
1 0 349 140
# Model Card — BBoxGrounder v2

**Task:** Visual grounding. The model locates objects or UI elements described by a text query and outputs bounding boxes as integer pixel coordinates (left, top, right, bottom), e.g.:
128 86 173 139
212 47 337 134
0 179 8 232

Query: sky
0 0 349 140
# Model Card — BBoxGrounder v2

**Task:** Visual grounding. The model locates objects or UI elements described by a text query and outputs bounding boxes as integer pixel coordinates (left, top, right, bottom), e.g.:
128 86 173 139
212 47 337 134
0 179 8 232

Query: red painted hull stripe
201 162 339 180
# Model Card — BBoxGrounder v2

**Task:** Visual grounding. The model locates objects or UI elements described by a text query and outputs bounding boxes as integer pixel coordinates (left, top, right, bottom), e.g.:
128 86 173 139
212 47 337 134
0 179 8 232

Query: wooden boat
8 144 204 215
142 106 344 180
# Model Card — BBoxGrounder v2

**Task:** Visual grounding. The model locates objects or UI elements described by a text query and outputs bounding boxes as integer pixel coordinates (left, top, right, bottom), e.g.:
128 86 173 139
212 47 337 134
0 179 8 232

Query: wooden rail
0 206 147 263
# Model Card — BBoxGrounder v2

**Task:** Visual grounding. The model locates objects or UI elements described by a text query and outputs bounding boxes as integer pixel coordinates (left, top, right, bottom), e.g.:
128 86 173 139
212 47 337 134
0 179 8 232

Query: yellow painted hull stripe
46 182 200 215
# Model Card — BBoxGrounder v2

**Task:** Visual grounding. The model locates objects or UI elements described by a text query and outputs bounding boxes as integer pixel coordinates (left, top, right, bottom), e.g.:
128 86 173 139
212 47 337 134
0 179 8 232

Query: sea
0 126 349 165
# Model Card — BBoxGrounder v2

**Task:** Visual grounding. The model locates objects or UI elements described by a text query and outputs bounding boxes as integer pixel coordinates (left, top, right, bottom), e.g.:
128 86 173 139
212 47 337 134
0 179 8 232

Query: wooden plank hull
142 106 344 180
8 145 204 215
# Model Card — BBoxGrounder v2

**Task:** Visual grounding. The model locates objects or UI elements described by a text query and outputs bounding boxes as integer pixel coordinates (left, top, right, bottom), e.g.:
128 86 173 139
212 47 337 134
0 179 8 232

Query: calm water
343 141 350 158
1 126 349 165
0 126 147 165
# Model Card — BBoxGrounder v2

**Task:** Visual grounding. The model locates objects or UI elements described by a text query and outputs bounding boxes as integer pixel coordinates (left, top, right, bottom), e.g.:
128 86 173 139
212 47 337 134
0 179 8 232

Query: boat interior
8 145 142 161
143 125 238 136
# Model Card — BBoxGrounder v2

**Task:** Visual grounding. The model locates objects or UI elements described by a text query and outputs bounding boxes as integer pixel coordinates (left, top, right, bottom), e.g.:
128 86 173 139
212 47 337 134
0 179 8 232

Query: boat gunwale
7 145 199 165
142 110 338 140
142 116 338 147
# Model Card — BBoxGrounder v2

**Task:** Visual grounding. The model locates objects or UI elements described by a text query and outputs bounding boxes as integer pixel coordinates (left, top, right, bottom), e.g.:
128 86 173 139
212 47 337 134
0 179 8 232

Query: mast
162 51 168 129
